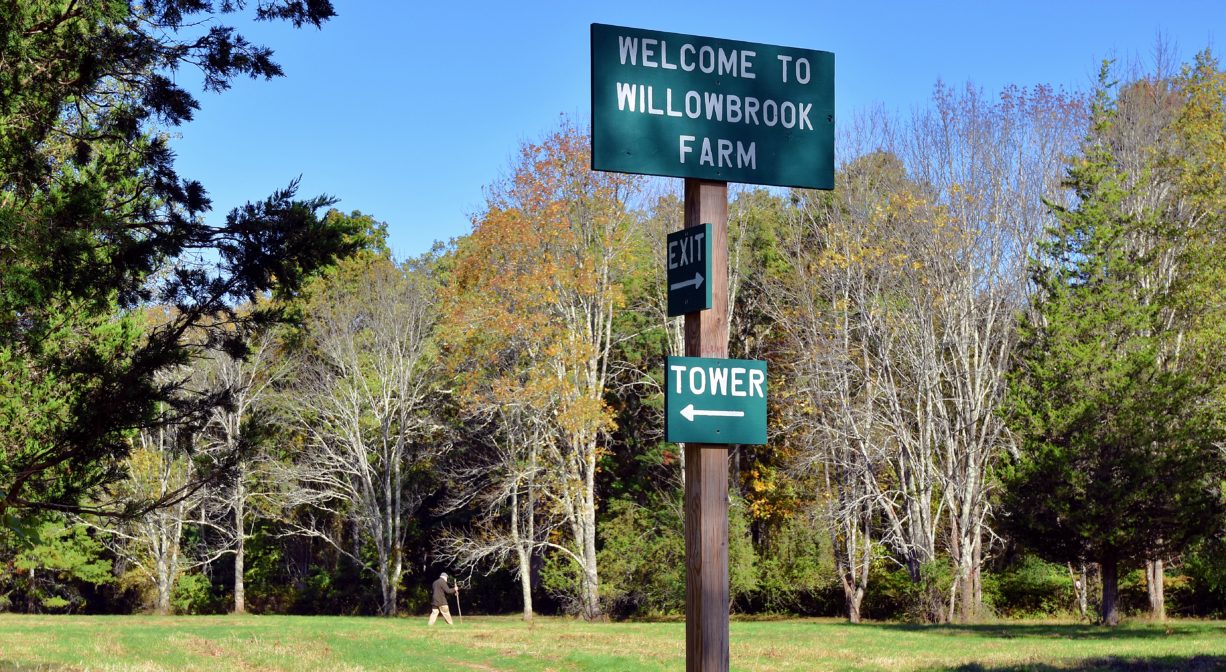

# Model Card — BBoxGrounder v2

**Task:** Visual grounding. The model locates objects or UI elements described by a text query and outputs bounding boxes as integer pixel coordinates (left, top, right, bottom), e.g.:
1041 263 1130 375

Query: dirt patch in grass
169 633 226 658
452 662 503 671
0 664 87 672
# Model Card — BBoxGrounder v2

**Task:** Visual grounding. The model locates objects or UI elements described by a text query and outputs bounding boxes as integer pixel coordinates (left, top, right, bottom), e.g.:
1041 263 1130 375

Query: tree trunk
511 475 535 622
958 525 982 623
845 584 865 624
391 547 403 617
1146 558 1165 621
233 484 246 615
518 544 534 622
837 560 860 623
378 546 401 617
1079 563 1089 620
379 572 396 617
583 563 601 621
1100 555 1120 626
958 572 975 623
580 446 602 621
1068 562 1089 620
156 563 172 615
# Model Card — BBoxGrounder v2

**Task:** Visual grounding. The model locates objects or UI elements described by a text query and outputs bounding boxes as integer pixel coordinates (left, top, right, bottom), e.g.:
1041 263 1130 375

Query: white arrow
680 404 744 422
670 272 704 292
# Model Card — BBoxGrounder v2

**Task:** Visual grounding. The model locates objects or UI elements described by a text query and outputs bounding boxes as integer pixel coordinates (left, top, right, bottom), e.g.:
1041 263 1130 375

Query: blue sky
170 1 1222 259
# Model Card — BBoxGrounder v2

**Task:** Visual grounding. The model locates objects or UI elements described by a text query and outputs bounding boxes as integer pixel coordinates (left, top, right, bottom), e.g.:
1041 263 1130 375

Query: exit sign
667 223 711 316
665 356 767 445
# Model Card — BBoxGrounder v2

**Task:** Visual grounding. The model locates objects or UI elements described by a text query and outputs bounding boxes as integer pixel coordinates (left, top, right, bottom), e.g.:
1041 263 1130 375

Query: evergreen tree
0 1 358 520
1003 60 1226 625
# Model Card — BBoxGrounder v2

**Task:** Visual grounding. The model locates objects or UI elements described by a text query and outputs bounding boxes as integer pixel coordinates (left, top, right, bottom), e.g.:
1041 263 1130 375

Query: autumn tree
440 121 642 620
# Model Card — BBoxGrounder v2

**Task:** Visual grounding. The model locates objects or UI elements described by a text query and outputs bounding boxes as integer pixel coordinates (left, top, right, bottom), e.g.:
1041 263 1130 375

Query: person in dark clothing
428 572 458 625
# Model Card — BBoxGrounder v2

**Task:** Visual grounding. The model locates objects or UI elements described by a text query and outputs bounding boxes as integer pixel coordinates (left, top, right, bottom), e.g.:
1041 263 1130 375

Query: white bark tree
195 330 290 614
283 256 442 616
778 86 1083 622
904 82 1085 621
778 126 939 620
89 416 232 615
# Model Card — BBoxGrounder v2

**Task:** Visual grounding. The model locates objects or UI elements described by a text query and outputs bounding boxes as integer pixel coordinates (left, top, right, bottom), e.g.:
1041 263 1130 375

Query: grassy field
1 614 1225 671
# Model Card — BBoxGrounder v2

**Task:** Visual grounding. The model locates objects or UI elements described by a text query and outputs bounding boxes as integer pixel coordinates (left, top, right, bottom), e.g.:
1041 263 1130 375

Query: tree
196 329 290 614
1003 57 1226 626
906 81 1086 621
9 517 112 613
439 203 565 623
777 82 1084 622
0 0 356 520
283 254 443 616
88 382 233 615
440 121 641 620
778 144 935 622
437 400 555 621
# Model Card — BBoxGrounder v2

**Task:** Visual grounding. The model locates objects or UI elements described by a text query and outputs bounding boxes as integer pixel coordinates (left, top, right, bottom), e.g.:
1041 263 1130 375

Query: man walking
428 572 458 625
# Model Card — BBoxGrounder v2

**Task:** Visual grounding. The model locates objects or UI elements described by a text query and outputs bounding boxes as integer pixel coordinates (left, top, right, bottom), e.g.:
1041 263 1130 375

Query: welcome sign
591 23 834 189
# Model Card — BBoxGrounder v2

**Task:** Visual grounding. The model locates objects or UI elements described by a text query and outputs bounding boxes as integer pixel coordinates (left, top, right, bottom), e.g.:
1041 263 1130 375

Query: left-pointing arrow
669 272 704 292
680 404 745 422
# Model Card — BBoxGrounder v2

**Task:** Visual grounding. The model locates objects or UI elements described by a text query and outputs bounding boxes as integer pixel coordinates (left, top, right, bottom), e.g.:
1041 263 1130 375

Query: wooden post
683 178 729 672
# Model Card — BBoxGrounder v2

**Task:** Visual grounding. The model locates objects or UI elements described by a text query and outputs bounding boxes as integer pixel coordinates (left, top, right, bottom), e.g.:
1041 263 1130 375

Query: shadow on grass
869 621 1226 641
0 663 82 672
933 655 1226 671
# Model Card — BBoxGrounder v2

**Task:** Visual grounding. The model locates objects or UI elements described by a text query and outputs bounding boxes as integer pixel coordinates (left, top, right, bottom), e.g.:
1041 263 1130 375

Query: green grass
1 614 1225 671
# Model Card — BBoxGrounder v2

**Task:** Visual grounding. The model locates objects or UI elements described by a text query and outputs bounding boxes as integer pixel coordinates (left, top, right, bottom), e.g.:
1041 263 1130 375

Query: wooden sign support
683 178 729 672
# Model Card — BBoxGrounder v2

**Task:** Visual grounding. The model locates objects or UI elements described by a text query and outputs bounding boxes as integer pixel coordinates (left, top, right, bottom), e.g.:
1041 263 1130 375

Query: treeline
2 3 1224 625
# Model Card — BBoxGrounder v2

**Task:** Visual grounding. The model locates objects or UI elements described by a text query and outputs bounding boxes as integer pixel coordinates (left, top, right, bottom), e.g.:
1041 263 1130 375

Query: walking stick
454 580 463 625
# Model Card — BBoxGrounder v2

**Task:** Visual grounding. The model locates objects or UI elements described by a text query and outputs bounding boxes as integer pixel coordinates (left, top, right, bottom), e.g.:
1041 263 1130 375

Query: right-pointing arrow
680 404 745 422
670 272 704 292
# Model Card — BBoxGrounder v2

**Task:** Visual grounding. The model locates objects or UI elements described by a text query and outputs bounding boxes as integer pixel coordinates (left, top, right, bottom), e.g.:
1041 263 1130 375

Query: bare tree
88 410 232 615
774 116 899 622
777 84 1083 622
282 257 442 616
438 401 557 621
195 330 290 614
903 82 1086 621
777 102 949 618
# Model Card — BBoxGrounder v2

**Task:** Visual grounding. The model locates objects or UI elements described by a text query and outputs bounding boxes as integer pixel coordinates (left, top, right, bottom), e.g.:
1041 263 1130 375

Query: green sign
666 356 767 445
591 23 834 190
667 223 712 316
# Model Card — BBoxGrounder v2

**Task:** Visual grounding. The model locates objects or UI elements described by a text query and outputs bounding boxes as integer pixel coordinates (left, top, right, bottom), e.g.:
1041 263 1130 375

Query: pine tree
1003 60 1226 626
0 1 357 520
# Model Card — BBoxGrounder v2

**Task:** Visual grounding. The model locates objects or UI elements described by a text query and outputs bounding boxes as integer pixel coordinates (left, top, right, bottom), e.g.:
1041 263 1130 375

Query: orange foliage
439 120 640 444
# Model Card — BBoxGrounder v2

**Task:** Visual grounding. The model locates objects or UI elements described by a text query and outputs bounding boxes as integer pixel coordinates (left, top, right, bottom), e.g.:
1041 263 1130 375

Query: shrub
171 572 226 615
984 555 1075 618
751 513 837 615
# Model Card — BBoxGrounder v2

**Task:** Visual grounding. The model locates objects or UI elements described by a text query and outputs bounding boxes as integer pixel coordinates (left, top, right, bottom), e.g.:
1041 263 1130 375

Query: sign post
682 178 729 672
591 23 832 672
